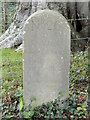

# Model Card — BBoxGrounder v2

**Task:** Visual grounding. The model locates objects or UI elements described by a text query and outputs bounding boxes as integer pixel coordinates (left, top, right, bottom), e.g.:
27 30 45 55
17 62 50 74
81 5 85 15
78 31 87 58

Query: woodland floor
0 48 89 119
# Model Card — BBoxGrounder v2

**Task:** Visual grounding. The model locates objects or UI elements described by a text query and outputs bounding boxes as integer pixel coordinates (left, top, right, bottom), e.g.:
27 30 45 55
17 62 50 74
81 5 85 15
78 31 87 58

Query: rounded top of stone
29 9 65 19
24 9 70 29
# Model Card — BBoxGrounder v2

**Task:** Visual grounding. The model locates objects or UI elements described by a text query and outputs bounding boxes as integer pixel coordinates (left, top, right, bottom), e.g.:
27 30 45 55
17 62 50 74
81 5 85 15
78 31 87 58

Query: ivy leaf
82 101 87 107
24 111 30 118
71 115 74 119
29 111 34 117
24 111 34 118
82 108 87 111
77 107 82 111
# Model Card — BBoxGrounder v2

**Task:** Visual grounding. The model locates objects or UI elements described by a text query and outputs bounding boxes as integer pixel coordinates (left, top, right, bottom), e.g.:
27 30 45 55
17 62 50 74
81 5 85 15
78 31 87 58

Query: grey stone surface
23 10 70 106
0 2 88 51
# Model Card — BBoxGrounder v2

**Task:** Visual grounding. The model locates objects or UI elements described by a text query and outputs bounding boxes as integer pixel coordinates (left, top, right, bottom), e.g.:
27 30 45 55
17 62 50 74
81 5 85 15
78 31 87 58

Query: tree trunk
0 1 88 51
3 0 8 31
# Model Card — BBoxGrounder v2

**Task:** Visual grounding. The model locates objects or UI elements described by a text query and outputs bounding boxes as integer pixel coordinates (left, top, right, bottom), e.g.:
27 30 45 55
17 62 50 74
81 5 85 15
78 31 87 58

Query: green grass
2 48 23 81
1 48 88 119
1 49 23 117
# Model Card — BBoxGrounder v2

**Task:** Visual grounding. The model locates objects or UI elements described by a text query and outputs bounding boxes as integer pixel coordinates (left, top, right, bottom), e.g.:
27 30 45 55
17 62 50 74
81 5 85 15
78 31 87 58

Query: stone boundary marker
23 10 70 106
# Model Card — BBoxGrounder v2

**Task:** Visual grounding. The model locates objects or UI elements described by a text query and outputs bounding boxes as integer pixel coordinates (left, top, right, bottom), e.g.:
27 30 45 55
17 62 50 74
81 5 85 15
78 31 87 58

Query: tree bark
3 0 8 31
0 1 88 51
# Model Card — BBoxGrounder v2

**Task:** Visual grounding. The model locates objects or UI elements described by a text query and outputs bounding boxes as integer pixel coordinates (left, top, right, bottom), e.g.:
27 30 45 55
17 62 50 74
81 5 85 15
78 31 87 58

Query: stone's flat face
23 10 70 106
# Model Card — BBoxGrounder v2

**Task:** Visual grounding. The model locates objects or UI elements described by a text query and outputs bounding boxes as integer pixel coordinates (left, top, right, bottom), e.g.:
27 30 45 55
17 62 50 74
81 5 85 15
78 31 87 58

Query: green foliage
1 48 23 118
24 111 34 119
7 2 18 26
19 98 23 111
69 51 88 99
1 49 88 119
0 2 17 34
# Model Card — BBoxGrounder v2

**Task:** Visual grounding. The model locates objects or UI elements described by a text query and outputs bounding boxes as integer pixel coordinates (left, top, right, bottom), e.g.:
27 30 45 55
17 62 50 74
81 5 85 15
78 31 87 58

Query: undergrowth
0 48 89 119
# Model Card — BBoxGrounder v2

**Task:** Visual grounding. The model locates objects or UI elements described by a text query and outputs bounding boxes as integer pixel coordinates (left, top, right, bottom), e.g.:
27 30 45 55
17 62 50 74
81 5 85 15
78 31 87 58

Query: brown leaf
3 97 7 102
